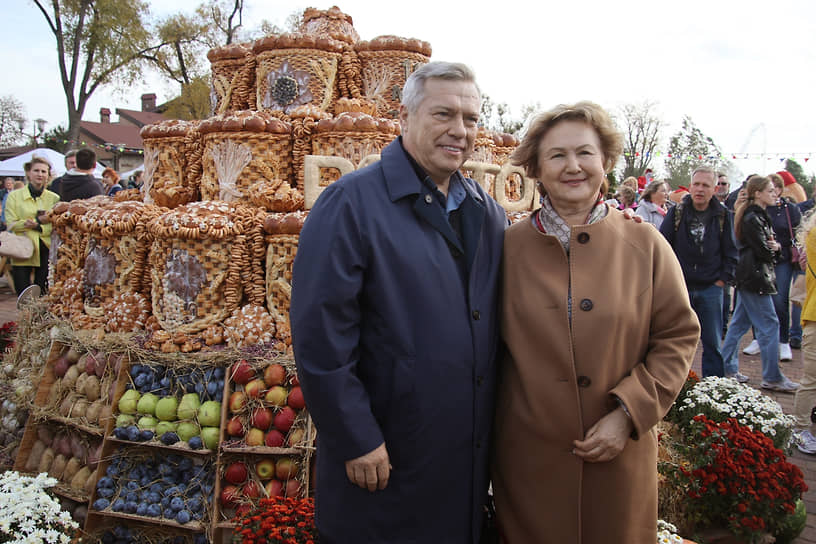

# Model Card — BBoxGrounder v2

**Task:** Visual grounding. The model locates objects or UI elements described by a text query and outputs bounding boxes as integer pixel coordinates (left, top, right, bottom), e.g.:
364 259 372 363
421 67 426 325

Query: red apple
224 461 248 485
250 407 273 431
243 480 262 499
264 386 288 407
245 428 265 446
287 427 306 447
256 459 276 479
263 364 286 387
220 485 240 506
245 378 266 399
264 479 283 497
228 391 246 414
264 429 285 448
287 386 305 410
274 406 297 433
284 479 301 497
275 457 299 480
226 416 245 437
230 360 255 385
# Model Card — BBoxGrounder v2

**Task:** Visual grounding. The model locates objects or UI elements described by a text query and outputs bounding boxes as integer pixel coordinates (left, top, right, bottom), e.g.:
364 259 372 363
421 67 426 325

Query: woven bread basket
263 211 308 345
298 6 359 45
140 119 202 208
208 43 256 114
198 111 294 206
355 36 431 118
253 33 345 115
311 112 399 186
146 201 259 334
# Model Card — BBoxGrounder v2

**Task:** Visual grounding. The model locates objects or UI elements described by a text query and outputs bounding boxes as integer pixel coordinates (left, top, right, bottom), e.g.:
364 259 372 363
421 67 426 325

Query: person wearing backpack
660 166 739 378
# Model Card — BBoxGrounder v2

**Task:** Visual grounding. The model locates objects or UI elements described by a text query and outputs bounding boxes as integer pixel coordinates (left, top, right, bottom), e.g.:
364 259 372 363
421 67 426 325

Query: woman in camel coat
492 102 700 543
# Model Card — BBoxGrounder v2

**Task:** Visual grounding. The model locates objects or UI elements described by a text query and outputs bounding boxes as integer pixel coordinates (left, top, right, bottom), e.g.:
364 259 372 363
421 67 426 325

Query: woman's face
28 163 49 190
773 183 783 199
536 120 606 213
653 183 669 206
756 182 777 207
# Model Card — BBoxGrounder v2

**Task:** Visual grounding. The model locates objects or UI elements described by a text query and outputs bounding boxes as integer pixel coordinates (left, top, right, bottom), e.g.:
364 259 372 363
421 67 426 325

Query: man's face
65 156 76 171
690 171 716 210
716 175 729 198
399 78 480 187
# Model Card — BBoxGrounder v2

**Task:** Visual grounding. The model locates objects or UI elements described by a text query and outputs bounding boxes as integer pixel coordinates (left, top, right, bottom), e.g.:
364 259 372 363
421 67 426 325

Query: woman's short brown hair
511 101 623 197
768 173 784 191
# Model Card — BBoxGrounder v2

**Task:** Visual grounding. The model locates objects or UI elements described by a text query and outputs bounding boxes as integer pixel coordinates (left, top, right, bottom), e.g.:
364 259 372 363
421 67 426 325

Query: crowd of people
0 148 143 295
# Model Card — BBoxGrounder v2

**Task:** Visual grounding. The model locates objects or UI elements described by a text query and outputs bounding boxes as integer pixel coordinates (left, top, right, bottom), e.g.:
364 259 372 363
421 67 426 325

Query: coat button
472 310 481 320
424 194 433 204
577 375 591 387
577 232 590 244
579 299 593 311
476 375 484 386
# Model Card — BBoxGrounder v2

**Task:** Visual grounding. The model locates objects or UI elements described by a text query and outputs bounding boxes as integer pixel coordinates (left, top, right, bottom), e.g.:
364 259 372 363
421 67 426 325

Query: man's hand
572 408 633 463
621 208 643 223
714 280 725 288
345 442 391 492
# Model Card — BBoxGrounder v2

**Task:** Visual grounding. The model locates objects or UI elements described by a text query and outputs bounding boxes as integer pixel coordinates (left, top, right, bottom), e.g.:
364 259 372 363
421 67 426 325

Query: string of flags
44 137 144 155
623 151 810 162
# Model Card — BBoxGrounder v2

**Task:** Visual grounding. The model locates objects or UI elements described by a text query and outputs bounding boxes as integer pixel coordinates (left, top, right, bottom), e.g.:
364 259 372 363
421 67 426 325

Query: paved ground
0 286 814 541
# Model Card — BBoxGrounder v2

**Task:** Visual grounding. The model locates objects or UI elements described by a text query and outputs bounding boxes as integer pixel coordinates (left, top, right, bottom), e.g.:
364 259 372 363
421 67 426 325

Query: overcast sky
4 0 816 178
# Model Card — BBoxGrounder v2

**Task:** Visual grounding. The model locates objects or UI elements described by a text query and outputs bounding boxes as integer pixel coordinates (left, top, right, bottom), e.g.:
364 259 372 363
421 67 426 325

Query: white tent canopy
0 149 106 178
119 164 143 180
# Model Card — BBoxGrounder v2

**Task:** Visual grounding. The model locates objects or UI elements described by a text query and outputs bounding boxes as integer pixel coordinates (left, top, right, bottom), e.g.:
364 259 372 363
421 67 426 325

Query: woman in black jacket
721 175 800 392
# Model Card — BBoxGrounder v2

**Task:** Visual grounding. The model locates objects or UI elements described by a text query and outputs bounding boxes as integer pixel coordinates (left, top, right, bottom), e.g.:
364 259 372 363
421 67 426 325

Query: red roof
79 120 144 148
116 108 167 127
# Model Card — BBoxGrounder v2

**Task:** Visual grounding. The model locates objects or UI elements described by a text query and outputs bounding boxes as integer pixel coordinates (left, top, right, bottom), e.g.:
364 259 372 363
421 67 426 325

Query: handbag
784 202 803 266
0 231 33 260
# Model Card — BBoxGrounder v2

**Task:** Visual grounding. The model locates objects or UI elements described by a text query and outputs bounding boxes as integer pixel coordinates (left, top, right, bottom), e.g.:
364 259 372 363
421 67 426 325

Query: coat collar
381 139 485 205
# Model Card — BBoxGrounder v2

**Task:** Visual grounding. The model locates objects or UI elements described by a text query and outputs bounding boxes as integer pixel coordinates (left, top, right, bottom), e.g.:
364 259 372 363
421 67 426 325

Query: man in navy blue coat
290 62 507 543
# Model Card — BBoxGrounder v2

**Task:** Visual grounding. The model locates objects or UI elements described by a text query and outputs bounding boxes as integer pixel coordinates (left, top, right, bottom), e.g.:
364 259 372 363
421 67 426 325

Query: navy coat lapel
459 189 485 272
412 188 464 256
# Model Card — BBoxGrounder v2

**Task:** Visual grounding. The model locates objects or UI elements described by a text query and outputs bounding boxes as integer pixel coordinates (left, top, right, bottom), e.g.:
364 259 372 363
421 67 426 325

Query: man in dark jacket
290 62 506 543
661 166 739 378
56 148 103 202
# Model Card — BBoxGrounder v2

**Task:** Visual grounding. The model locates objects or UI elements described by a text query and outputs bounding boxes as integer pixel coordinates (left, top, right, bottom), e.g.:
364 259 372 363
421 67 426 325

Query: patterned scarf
534 195 607 253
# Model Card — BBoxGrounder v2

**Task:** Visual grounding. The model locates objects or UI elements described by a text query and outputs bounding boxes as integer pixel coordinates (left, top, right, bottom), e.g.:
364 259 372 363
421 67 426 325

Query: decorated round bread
263 211 308 235
140 119 199 139
252 33 345 55
355 35 432 56
299 6 359 44
315 112 400 134
206 43 250 62
149 201 256 240
197 110 291 135
76 201 159 236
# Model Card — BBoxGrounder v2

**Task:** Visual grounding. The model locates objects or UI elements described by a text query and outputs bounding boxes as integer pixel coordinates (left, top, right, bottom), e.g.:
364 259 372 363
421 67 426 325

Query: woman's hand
572 407 633 463
23 219 38 229
768 240 781 252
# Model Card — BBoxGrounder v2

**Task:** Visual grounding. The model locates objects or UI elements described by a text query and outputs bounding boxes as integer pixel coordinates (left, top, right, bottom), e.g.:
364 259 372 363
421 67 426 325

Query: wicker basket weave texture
265 234 298 332
311 131 395 185
255 48 342 114
358 50 429 118
211 54 254 113
199 131 294 203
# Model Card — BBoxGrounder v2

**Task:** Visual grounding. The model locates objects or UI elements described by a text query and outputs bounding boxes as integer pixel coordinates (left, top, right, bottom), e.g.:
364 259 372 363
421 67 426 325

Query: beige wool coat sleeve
492 208 700 544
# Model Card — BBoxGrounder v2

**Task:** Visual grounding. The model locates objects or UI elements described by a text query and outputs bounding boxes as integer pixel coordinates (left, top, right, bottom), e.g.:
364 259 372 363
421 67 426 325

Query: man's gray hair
691 165 717 185
401 61 481 113
64 149 78 166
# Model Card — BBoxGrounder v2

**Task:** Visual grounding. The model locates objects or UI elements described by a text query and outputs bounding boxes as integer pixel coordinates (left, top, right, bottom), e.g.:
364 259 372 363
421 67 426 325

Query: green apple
177 393 201 420
136 392 159 416
115 414 135 428
177 421 200 442
118 389 141 415
155 421 179 436
137 416 158 430
155 397 179 421
197 401 221 427
200 426 220 450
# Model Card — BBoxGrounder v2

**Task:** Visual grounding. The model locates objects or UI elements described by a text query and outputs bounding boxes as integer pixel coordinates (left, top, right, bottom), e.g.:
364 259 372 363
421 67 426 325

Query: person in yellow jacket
793 209 816 453
4 156 59 294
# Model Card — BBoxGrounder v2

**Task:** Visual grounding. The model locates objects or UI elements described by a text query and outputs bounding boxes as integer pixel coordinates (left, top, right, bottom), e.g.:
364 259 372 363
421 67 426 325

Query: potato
98 405 112 427
26 440 45 472
83 467 97 495
74 373 89 395
83 375 100 402
85 401 102 425
58 394 77 418
49 454 67 480
72 399 88 419
70 466 90 490
62 457 81 482
36 426 53 447
61 365 80 390
38 447 55 473
65 346 82 364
